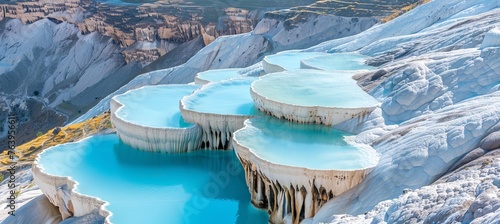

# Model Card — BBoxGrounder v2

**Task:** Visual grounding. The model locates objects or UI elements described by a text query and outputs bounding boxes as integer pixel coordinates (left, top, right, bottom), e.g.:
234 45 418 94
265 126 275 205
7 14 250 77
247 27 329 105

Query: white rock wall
262 57 287 73
234 125 375 224
32 158 110 223
372 47 500 124
194 76 210 85
250 86 376 126
179 104 253 150
480 27 500 49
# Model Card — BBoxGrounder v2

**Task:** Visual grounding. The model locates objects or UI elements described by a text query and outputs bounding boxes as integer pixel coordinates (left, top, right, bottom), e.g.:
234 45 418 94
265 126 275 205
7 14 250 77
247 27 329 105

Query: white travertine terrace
32 138 111 223
262 51 329 73
233 117 379 224
194 68 243 85
299 53 374 71
110 85 202 153
480 27 500 49
251 70 379 126
180 77 260 150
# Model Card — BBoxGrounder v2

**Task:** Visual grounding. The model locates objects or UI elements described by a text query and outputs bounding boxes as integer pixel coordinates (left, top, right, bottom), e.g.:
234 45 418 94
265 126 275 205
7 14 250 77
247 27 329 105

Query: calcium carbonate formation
194 68 243 85
32 138 111 223
251 69 379 125
233 117 379 223
36 49 380 224
299 53 374 71
110 85 203 153
480 27 500 49
180 77 261 150
262 51 328 73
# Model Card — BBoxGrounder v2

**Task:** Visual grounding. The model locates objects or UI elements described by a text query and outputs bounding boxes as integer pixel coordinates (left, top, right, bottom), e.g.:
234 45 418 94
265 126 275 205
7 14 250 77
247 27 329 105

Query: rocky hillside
76 0 500 223
0 0 317 63
0 18 141 147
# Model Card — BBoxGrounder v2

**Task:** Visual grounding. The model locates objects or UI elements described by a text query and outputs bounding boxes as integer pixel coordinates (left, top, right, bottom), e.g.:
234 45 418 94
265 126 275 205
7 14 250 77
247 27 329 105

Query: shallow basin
195 68 243 85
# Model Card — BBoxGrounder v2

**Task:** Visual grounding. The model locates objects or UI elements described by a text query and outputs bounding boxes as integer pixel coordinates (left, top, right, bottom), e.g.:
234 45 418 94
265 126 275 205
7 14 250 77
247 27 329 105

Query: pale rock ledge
262 51 328 73
194 68 243 85
32 147 110 223
180 77 260 149
480 27 500 49
233 117 379 224
250 70 379 126
110 85 202 153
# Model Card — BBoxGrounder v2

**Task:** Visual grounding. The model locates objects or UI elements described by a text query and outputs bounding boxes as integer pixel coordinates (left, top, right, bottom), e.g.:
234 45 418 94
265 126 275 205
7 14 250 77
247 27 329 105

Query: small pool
234 117 379 170
113 85 199 128
182 77 259 116
300 53 374 71
251 70 378 108
263 51 328 72
36 134 268 223
94 0 153 5
195 68 242 84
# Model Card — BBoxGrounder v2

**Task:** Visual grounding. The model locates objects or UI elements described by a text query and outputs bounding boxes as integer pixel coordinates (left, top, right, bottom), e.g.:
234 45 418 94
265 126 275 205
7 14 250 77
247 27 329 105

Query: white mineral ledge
251 69 379 126
180 77 261 150
110 84 202 153
194 68 243 85
262 51 329 73
299 53 374 72
233 117 379 224
32 138 111 223
480 27 500 49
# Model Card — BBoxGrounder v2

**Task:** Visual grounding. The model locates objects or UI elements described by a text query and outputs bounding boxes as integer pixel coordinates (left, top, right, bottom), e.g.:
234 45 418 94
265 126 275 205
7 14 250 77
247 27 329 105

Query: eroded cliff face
0 0 81 24
0 0 260 63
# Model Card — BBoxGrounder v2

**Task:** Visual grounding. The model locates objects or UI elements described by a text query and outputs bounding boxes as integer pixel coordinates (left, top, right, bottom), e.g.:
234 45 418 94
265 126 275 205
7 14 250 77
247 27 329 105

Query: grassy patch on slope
0 112 113 171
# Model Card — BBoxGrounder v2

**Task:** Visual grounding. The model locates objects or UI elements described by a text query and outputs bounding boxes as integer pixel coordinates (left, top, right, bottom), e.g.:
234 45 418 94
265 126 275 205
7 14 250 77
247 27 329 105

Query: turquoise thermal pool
251 70 378 108
182 77 259 116
234 117 379 170
195 68 242 84
263 51 328 71
36 134 268 223
113 85 199 128
300 53 374 71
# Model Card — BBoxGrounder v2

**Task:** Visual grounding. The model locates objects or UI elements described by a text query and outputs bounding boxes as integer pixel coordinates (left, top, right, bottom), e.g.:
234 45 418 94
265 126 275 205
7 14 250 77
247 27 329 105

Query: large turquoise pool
37 134 268 223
